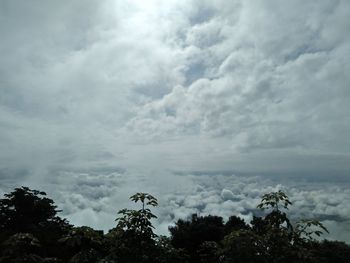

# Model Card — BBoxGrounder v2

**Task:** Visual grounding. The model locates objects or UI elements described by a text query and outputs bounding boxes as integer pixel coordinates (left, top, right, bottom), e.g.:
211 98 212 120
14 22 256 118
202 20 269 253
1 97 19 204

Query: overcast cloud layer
0 0 350 242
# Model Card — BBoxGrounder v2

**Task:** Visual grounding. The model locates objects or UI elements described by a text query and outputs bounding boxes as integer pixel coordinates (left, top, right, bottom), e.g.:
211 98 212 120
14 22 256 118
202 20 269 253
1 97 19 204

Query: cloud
1 166 349 242
221 189 235 201
51 171 350 243
1 0 349 174
0 0 349 243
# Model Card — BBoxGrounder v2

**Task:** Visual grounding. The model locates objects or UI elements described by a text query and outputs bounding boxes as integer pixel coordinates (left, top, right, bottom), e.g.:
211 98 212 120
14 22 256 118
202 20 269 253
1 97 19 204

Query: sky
0 0 350 242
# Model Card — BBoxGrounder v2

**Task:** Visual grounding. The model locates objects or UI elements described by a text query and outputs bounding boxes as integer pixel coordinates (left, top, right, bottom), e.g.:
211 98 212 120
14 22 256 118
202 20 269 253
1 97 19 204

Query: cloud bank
0 0 349 242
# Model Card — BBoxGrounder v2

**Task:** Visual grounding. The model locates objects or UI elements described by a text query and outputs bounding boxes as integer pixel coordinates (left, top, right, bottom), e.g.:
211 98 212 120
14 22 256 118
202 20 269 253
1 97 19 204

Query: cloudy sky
1 0 350 241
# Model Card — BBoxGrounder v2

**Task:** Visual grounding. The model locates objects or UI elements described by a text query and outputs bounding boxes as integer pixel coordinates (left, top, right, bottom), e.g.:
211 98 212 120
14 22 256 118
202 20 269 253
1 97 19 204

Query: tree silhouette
59 226 105 262
0 187 71 260
105 192 159 263
169 214 225 263
1 186 349 263
224 215 250 234
248 190 329 262
116 192 158 239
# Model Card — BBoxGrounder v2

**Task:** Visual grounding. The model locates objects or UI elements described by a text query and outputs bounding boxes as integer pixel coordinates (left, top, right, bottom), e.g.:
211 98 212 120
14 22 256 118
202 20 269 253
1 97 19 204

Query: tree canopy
0 186 349 263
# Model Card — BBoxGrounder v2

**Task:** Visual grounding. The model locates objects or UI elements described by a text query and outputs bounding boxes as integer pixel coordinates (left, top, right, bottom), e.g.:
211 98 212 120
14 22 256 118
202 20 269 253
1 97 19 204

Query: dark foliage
0 187 71 260
169 214 225 263
224 215 250 234
1 186 349 263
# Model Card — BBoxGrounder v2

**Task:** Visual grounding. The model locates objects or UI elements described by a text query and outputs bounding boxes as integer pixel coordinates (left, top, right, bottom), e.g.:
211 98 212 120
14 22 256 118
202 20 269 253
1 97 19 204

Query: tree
154 236 190 263
250 190 328 263
311 240 350 263
169 214 225 263
0 233 44 263
220 229 268 263
0 187 71 259
224 215 250 234
2 186 349 262
116 193 158 239
105 193 159 263
59 226 105 263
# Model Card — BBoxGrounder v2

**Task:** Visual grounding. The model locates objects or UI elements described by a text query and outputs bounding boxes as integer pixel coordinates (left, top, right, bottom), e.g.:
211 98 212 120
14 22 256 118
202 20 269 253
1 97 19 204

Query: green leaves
1 187 345 263
111 193 160 262
0 186 71 245
257 191 329 242
252 190 332 262
295 219 329 241
130 193 158 207
115 193 158 238
257 190 292 211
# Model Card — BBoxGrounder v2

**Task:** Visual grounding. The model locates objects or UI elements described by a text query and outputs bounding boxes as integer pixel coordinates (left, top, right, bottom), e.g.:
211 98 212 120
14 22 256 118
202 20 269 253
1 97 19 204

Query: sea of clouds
1 0 349 243
2 170 349 242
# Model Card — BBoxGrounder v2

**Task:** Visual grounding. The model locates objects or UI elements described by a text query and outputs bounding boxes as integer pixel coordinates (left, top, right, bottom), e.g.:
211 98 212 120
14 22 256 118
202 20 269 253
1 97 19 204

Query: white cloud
0 0 349 243
221 189 234 201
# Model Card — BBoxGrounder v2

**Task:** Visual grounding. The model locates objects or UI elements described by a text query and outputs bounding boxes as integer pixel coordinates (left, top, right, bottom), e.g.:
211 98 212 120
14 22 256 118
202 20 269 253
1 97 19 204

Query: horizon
0 0 349 242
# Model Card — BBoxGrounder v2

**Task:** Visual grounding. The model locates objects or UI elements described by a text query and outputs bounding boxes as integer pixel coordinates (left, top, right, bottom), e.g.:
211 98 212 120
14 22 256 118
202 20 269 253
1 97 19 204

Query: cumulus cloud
1 0 349 175
126 0 350 156
221 189 235 201
0 0 349 243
